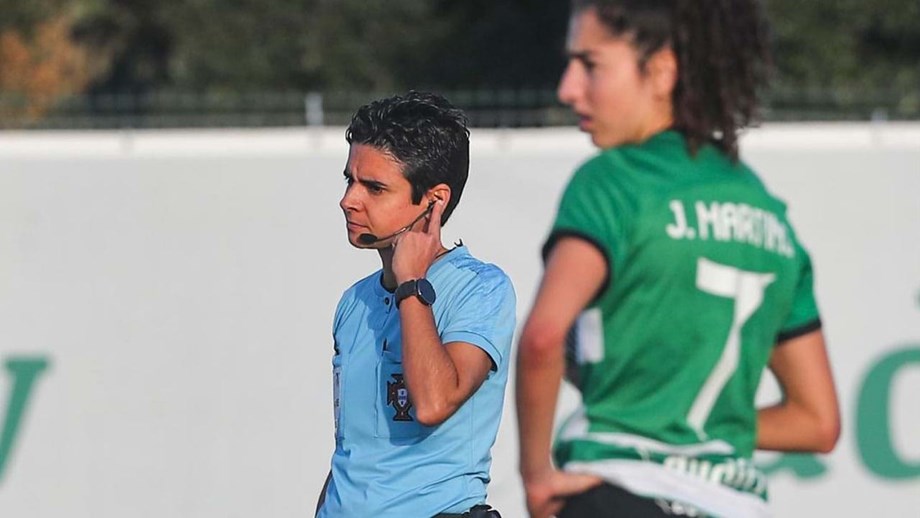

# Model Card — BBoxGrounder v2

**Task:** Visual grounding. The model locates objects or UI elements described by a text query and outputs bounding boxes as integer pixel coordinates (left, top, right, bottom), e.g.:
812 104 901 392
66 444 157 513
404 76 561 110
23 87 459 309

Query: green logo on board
0 357 51 485
760 344 920 481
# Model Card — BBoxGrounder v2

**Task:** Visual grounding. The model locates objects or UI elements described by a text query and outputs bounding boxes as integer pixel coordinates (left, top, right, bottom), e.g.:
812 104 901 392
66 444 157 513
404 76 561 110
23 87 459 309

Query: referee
316 92 513 518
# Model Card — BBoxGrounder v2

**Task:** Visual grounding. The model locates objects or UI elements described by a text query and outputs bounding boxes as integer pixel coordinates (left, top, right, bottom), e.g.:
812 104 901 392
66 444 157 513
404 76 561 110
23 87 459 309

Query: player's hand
392 199 445 284
523 467 602 518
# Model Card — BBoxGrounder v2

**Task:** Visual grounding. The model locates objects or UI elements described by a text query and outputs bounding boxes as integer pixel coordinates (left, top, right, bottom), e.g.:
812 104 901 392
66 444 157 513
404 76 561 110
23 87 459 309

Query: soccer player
316 91 513 517
516 1 841 517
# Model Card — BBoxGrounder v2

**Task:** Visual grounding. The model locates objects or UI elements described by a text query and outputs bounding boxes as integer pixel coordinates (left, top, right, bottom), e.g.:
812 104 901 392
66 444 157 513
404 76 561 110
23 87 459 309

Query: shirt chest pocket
376 347 427 440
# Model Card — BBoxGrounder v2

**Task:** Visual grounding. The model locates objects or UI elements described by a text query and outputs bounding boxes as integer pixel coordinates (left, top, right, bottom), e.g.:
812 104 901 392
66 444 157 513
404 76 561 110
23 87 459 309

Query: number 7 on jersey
687 257 775 441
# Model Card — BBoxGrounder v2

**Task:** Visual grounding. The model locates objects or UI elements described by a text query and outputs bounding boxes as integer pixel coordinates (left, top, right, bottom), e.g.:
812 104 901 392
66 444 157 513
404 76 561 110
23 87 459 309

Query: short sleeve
440 269 516 371
541 155 633 301
777 244 822 343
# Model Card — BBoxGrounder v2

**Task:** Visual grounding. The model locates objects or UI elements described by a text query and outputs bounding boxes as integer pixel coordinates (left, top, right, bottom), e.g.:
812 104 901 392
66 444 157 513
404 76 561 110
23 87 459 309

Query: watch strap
395 278 436 307
395 279 419 307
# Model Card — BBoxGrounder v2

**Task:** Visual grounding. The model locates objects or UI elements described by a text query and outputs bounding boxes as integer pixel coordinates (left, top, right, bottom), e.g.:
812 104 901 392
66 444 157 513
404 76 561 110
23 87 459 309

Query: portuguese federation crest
386 373 413 421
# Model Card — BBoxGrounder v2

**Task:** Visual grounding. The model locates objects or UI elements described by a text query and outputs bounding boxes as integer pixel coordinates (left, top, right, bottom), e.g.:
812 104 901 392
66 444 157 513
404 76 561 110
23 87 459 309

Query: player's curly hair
572 0 772 159
346 91 470 224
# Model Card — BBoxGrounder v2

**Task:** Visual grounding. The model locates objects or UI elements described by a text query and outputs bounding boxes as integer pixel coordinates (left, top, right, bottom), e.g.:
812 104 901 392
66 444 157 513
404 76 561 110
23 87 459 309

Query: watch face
417 279 436 305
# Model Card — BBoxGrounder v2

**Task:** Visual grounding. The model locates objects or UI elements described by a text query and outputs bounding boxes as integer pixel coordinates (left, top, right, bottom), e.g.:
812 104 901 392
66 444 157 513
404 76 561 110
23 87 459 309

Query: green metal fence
1 87 917 130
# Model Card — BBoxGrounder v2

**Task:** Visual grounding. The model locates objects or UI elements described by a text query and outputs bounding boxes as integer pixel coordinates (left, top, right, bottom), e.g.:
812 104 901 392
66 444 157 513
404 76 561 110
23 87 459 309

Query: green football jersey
545 130 820 517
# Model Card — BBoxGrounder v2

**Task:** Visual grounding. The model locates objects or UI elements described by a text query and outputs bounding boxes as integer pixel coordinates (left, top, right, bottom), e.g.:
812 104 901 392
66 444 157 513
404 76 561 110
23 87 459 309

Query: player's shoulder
562 151 634 205
570 135 674 188
448 246 508 276
349 269 382 291
572 150 623 183
728 156 793 212
333 270 386 331
338 270 383 304
439 246 514 294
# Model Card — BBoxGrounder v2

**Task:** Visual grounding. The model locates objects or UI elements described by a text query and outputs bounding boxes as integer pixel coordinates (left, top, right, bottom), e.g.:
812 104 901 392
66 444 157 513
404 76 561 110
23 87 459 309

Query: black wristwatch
395 278 436 307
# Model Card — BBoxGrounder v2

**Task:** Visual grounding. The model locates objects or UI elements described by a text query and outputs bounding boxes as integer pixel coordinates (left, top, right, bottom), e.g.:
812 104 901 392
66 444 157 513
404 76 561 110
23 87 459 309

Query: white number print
687 258 775 440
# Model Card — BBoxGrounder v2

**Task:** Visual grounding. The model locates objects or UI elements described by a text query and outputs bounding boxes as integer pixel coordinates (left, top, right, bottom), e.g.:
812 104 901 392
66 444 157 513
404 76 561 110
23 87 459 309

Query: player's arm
398 298 494 426
517 237 605 517
393 198 496 427
756 329 841 452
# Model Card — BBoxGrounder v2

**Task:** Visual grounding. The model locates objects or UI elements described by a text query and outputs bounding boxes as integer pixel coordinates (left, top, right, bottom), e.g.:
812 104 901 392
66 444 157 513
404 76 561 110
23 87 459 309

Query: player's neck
378 247 398 291
377 245 450 291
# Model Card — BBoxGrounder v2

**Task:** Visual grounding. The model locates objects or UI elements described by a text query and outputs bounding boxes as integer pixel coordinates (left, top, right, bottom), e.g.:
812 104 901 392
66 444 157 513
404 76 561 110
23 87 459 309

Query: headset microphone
357 201 435 246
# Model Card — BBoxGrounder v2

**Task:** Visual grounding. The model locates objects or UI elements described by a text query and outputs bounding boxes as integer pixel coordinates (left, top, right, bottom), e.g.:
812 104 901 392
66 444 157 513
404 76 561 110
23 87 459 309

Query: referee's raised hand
392 198 446 285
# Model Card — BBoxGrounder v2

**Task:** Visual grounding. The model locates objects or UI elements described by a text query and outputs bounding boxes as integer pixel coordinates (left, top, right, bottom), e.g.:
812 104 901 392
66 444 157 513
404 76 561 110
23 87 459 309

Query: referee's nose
340 185 360 215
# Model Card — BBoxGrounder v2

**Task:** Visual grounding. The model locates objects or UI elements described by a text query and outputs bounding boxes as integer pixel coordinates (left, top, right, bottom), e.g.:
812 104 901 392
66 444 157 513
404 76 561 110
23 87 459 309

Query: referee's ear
425 184 452 223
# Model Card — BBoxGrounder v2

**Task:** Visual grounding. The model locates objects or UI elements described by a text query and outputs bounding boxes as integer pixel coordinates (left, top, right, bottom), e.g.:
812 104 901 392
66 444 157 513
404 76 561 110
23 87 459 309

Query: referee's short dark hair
346 91 470 224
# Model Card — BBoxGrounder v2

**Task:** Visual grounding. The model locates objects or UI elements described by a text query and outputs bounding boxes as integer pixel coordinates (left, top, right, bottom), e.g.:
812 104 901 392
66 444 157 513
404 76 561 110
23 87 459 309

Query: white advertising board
0 124 917 517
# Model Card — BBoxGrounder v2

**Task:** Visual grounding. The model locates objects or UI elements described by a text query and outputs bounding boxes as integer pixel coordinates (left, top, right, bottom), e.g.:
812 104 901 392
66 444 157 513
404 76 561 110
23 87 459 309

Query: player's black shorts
433 504 501 518
560 483 708 517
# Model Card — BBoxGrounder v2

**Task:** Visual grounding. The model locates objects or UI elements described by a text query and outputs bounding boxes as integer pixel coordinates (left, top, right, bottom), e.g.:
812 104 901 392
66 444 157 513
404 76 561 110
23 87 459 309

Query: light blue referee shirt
318 245 516 518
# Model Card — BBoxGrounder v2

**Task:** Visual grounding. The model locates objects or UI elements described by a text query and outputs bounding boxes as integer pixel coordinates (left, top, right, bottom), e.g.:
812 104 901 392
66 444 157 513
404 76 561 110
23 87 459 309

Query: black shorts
433 504 501 518
559 483 707 517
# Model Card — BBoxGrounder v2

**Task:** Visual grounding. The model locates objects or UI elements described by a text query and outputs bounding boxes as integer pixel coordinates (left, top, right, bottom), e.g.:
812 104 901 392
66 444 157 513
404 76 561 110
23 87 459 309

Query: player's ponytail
571 0 773 159
671 0 772 158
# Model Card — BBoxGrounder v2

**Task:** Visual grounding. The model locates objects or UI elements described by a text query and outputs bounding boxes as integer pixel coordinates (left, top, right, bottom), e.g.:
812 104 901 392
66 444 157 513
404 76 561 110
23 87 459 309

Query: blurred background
1 0 918 129
0 1 918 517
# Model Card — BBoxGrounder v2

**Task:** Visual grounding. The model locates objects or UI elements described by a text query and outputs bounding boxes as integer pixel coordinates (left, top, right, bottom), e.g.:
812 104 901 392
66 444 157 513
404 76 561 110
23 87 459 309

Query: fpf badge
387 373 413 421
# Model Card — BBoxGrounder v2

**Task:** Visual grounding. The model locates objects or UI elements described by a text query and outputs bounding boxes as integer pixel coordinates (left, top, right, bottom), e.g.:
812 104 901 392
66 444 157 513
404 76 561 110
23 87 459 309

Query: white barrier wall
0 124 918 517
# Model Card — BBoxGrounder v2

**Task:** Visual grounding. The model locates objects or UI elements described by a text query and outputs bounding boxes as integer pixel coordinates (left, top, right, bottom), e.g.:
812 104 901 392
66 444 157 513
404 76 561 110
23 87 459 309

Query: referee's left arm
398 296 494 426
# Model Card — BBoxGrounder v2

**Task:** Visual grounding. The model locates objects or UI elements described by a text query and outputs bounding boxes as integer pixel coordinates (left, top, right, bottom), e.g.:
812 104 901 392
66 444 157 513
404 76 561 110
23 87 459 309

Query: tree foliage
1 0 917 103
767 0 920 92
0 9 106 120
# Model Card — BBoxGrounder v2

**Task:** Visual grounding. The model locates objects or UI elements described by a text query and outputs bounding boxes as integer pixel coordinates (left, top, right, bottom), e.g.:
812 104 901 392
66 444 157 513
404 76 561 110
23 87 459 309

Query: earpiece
357 201 437 246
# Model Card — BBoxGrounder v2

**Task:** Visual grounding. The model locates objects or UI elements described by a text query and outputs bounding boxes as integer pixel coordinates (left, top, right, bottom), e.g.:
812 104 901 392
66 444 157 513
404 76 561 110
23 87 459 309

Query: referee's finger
427 198 445 236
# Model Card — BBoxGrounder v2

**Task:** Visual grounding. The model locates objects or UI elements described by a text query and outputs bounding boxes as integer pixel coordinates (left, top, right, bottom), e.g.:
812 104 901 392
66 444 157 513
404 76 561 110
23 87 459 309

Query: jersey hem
776 318 822 344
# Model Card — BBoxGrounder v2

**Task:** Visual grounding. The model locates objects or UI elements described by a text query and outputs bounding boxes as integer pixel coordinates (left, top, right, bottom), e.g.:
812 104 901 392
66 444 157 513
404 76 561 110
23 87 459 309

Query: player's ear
426 184 451 207
647 46 677 100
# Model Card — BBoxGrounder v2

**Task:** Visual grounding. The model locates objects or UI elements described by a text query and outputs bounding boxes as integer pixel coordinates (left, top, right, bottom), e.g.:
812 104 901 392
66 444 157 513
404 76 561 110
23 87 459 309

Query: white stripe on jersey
565 459 771 518
575 308 605 363
559 406 735 457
